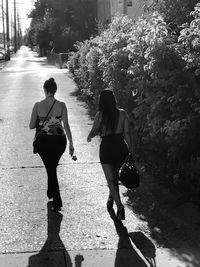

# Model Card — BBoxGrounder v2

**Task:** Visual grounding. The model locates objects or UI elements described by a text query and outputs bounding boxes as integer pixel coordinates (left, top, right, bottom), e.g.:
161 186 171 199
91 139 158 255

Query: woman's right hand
87 135 92 142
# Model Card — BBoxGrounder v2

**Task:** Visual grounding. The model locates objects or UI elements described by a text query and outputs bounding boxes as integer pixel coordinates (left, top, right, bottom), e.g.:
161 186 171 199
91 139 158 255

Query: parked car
0 49 6 61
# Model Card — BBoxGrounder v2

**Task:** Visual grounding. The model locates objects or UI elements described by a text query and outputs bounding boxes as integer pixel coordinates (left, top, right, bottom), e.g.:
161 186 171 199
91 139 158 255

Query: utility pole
17 13 21 48
14 0 17 52
10 14 13 49
1 0 6 50
5 0 10 60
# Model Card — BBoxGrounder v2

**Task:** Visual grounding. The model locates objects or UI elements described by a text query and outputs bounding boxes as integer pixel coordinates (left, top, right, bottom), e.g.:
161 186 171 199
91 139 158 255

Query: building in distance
97 0 152 27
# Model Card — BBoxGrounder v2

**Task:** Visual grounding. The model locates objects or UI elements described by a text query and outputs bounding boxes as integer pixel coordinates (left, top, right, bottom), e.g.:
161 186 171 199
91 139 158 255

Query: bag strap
39 99 57 129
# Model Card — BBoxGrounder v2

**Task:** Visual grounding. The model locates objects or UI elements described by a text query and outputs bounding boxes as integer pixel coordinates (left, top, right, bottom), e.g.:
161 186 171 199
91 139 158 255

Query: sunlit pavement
0 46 191 267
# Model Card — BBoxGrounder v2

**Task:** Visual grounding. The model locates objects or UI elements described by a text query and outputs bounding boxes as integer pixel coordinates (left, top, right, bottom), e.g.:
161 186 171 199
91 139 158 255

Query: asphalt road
0 46 190 267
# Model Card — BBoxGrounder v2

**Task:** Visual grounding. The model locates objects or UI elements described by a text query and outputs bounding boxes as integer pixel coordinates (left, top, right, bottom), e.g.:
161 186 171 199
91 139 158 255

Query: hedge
68 5 200 204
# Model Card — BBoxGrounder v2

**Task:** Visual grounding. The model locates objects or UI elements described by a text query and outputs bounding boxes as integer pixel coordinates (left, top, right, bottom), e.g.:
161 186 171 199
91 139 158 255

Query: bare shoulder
33 101 40 108
57 100 65 105
36 99 46 107
119 108 127 117
56 100 66 109
35 99 46 109
59 100 66 106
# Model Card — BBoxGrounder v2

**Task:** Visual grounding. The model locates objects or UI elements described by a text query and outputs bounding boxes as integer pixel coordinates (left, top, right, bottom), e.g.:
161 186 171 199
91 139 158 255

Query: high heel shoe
117 205 125 221
107 195 114 210
47 191 53 200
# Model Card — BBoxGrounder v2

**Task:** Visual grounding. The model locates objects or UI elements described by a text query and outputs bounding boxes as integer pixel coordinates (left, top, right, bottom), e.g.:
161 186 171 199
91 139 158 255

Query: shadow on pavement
108 208 150 267
125 188 200 267
129 231 156 267
27 202 84 267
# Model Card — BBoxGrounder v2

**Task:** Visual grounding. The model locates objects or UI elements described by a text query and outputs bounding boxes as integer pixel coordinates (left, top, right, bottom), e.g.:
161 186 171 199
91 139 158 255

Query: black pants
38 135 66 208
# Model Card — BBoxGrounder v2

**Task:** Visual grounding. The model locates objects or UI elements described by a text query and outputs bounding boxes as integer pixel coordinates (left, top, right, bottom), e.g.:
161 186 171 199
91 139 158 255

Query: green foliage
63 0 97 40
147 0 199 25
68 40 103 112
178 3 200 77
27 0 97 53
96 15 134 107
68 6 200 202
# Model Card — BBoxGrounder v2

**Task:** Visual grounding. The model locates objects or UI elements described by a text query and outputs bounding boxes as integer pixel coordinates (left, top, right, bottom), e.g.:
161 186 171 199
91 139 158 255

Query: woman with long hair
87 89 133 221
29 78 74 212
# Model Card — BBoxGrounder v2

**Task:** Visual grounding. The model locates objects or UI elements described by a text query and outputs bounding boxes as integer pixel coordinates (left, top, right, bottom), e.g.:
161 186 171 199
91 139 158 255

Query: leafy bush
68 7 200 202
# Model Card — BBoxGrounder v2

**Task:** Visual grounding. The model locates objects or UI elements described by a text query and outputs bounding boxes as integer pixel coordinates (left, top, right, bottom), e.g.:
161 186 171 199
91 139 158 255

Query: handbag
119 154 140 189
33 100 56 154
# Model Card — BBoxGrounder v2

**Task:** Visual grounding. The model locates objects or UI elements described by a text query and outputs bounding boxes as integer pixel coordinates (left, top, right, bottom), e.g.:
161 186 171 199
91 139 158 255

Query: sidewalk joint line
1 161 100 170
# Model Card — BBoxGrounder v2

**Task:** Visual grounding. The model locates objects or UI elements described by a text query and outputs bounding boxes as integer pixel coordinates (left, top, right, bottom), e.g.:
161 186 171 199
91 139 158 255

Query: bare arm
123 111 133 155
87 112 101 142
29 103 38 129
62 103 74 155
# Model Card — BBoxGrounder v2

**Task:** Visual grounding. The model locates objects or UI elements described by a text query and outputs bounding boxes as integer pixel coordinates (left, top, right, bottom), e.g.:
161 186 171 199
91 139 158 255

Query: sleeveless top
38 116 65 136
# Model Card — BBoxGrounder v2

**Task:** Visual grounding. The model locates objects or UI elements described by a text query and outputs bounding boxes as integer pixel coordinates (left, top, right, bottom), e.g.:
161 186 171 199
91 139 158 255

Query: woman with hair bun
29 77 75 212
87 89 133 221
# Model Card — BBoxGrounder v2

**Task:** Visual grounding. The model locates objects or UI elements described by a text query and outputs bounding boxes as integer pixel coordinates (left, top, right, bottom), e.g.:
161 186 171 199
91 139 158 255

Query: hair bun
49 78 55 83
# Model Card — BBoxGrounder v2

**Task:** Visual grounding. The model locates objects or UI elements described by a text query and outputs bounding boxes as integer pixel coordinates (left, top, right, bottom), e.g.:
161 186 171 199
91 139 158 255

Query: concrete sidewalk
0 249 147 267
0 200 187 267
0 47 192 267
0 247 187 267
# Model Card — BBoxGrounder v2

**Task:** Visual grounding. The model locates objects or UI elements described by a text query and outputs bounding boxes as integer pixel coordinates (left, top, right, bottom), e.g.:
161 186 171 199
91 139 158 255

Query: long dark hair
99 89 119 134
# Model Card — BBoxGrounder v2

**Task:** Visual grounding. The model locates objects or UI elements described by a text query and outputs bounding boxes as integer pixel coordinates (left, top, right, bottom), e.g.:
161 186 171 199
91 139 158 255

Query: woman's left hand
130 149 135 158
69 143 74 156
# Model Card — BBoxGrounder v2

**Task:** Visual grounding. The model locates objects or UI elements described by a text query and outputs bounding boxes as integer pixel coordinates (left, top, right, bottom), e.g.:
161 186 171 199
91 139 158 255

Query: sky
0 0 35 35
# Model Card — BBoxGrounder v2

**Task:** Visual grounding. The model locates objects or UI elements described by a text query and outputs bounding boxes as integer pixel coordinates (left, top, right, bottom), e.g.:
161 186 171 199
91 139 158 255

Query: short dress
100 133 129 164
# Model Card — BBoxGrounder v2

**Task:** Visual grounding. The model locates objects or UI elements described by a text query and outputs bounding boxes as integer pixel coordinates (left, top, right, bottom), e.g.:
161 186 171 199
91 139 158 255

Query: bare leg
101 164 122 209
